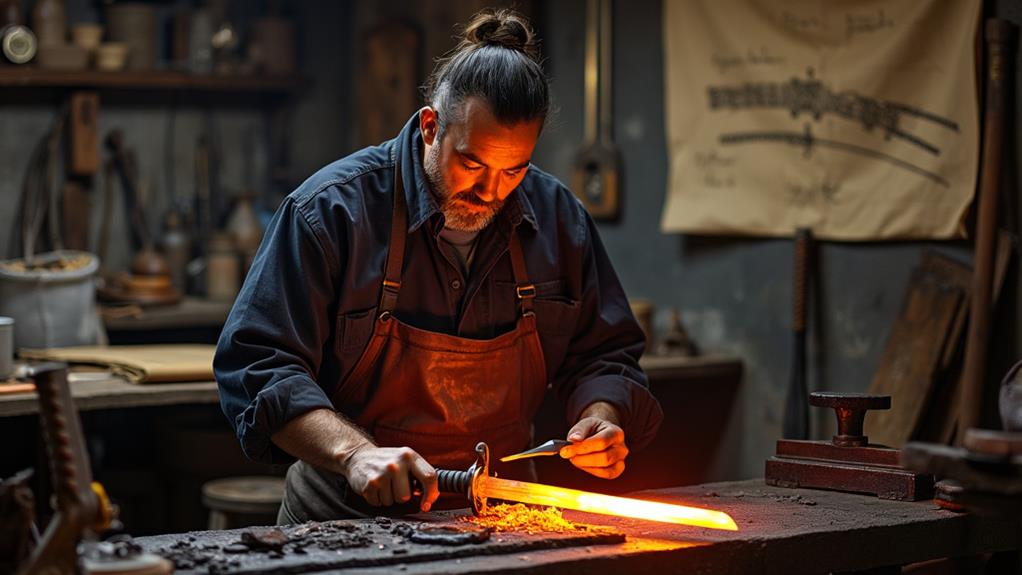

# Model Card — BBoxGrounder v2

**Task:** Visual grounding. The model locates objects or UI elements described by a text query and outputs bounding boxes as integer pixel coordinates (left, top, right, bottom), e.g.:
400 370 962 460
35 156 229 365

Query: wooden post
958 20 1016 442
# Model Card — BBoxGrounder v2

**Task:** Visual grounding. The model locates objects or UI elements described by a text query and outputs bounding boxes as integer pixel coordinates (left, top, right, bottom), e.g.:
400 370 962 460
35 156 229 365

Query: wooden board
67 91 100 175
867 252 971 448
358 20 421 148
920 232 1015 444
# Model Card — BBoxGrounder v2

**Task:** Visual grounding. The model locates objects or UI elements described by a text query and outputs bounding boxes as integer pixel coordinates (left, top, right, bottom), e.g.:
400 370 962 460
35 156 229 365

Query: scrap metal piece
901 441 1022 496
0 470 35 574
392 524 492 546
240 528 289 551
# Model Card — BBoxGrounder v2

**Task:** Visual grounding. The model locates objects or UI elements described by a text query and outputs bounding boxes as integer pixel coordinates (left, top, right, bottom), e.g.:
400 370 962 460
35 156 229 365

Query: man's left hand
559 402 629 479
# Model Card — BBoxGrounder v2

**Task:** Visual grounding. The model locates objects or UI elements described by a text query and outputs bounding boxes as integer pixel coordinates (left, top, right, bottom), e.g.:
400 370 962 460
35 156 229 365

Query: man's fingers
566 418 598 443
389 460 412 504
361 479 381 506
561 425 625 458
376 474 394 506
410 455 439 511
569 444 629 468
577 461 626 479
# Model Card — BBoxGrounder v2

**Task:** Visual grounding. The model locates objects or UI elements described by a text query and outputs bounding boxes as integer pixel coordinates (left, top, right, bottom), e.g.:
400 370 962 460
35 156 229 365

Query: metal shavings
465 503 608 534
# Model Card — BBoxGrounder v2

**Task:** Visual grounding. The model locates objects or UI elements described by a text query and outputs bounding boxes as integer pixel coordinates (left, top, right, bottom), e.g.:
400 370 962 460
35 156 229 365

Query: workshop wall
532 0 993 480
2 0 1019 485
0 0 353 273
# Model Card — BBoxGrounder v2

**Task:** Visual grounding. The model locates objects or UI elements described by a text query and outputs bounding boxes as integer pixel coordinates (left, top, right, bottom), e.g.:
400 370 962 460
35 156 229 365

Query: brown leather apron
279 167 548 523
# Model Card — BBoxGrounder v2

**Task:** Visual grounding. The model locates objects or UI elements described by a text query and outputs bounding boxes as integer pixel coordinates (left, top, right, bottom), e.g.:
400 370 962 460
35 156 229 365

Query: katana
435 443 738 531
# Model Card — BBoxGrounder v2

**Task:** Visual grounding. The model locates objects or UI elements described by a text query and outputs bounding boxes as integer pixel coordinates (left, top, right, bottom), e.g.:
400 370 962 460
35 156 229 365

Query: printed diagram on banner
661 1 980 240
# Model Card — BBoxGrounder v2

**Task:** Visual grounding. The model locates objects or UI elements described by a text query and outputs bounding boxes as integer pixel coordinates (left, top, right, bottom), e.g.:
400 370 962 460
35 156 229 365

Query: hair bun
463 9 538 59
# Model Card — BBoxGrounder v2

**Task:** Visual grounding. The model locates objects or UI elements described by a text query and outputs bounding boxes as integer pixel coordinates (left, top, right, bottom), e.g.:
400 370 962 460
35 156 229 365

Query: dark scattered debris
153 515 611 572
393 523 492 546
716 490 816 506
79 534 144 561
240 528 288 550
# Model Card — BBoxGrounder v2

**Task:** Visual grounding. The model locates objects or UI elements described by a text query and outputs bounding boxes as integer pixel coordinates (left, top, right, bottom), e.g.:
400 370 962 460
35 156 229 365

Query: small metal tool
499 439 571 463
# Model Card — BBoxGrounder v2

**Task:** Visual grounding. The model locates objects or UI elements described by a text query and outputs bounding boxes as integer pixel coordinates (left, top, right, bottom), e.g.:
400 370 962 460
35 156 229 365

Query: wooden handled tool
783 228 812 439
958 20 1016 442
572 0 620 220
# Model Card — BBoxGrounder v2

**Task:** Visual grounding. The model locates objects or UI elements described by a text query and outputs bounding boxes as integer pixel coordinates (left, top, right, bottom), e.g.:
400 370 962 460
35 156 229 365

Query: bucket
0 250 105 349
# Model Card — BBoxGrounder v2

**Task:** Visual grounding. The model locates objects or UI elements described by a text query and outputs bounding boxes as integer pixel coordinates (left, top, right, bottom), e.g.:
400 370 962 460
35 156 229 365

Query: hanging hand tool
782 228 812 439
572 0 620 220
435 443 737 531
103 129 150 252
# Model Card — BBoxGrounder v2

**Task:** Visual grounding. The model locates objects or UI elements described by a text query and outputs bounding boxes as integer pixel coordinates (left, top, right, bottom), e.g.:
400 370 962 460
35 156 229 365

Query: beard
424 143 504 232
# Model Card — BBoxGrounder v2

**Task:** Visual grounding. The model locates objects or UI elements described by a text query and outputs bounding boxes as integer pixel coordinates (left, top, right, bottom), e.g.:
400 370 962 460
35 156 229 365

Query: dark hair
424 9 550 134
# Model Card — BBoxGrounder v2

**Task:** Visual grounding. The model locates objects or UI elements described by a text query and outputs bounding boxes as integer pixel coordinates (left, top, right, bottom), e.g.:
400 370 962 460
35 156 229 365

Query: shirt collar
393 112 539 235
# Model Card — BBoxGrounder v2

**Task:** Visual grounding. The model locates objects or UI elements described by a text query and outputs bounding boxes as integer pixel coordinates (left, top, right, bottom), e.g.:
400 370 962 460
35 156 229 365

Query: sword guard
468 442 489 515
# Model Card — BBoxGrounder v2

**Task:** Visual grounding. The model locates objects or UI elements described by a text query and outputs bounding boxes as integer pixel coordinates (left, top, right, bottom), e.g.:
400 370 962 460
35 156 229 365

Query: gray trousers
277 458 537 524
276 459 424 524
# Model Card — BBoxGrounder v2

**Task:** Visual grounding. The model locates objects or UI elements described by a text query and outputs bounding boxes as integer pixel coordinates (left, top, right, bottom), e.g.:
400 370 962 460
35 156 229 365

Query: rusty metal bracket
765 392 934 501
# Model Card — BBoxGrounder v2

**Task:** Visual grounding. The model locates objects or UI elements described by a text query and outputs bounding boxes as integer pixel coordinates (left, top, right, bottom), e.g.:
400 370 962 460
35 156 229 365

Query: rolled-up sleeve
554 210 663 451
213 195 342 464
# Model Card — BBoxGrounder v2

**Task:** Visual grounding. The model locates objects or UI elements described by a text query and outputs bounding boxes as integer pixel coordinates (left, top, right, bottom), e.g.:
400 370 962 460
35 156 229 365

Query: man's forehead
445 100 540 159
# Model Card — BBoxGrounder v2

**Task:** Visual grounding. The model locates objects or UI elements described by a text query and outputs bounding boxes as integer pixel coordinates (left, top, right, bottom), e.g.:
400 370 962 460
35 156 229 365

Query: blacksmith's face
420 97 542 232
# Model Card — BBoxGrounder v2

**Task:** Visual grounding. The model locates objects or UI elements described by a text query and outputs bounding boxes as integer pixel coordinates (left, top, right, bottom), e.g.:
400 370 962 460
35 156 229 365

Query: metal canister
1 24 37 64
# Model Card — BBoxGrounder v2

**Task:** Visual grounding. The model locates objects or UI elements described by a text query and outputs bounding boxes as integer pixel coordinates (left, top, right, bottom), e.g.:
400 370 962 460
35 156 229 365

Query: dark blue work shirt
214 113 663 464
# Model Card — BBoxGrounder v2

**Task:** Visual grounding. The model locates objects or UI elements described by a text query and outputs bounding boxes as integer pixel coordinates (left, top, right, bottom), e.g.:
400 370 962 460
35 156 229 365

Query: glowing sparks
477 476 738 531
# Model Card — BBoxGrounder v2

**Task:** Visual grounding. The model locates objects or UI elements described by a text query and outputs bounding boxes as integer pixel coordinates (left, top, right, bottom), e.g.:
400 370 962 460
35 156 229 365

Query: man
214 9 663 524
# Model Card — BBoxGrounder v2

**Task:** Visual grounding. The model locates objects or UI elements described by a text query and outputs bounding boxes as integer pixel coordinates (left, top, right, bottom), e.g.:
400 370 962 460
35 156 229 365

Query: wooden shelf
0 68 304 93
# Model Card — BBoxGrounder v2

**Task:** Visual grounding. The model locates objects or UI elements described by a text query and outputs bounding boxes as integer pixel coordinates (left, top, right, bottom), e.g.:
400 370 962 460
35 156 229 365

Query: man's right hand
340 445 440 512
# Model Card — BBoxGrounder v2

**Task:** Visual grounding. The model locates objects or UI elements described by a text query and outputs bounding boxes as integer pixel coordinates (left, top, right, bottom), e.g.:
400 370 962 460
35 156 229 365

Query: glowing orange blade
478 476 738 531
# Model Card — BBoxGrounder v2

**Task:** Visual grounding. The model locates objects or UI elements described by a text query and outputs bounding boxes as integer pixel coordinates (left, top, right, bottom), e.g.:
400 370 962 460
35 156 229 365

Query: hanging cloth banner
661 0 980 240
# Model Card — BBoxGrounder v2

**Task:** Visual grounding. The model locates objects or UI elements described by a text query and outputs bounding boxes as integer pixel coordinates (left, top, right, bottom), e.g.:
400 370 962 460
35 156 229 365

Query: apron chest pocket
338 307 378 354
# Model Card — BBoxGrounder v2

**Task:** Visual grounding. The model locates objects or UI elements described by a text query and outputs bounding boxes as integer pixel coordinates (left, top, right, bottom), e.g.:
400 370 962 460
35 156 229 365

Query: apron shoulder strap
381 163 535 318
509 233 535 315
380 165 407 314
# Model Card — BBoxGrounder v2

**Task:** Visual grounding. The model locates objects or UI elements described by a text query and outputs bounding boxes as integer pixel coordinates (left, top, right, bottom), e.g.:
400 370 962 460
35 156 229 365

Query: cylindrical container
160 211 191 295
206 233 240 301
31 0 64 46
0 317 13 380
250 17 294 75
0 0 21 27
1 24 36 64
105 2 155 70
0 251 104 349
629 298 654 352
70 22 103 51
188 7 212 74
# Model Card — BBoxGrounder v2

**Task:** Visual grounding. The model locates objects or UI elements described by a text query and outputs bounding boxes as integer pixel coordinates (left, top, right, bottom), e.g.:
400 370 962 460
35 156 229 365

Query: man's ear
419 106 439 146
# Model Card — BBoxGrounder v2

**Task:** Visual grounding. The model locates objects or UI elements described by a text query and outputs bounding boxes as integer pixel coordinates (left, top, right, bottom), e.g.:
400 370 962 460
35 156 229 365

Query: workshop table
137 478 1020 575
0 354 742 533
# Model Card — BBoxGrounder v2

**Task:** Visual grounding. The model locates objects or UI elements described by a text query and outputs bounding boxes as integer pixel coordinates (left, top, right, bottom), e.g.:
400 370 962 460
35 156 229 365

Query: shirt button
451 279 462 290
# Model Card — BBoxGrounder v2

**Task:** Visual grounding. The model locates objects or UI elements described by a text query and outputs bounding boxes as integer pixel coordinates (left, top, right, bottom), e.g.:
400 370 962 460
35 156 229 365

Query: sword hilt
437 469 472 494
433 442 490 515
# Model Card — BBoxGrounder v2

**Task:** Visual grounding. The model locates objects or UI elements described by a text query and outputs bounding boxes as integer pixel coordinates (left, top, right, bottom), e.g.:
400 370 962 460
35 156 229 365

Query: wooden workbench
0 353 740 418
0 375 218 417
136 479 1020 575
